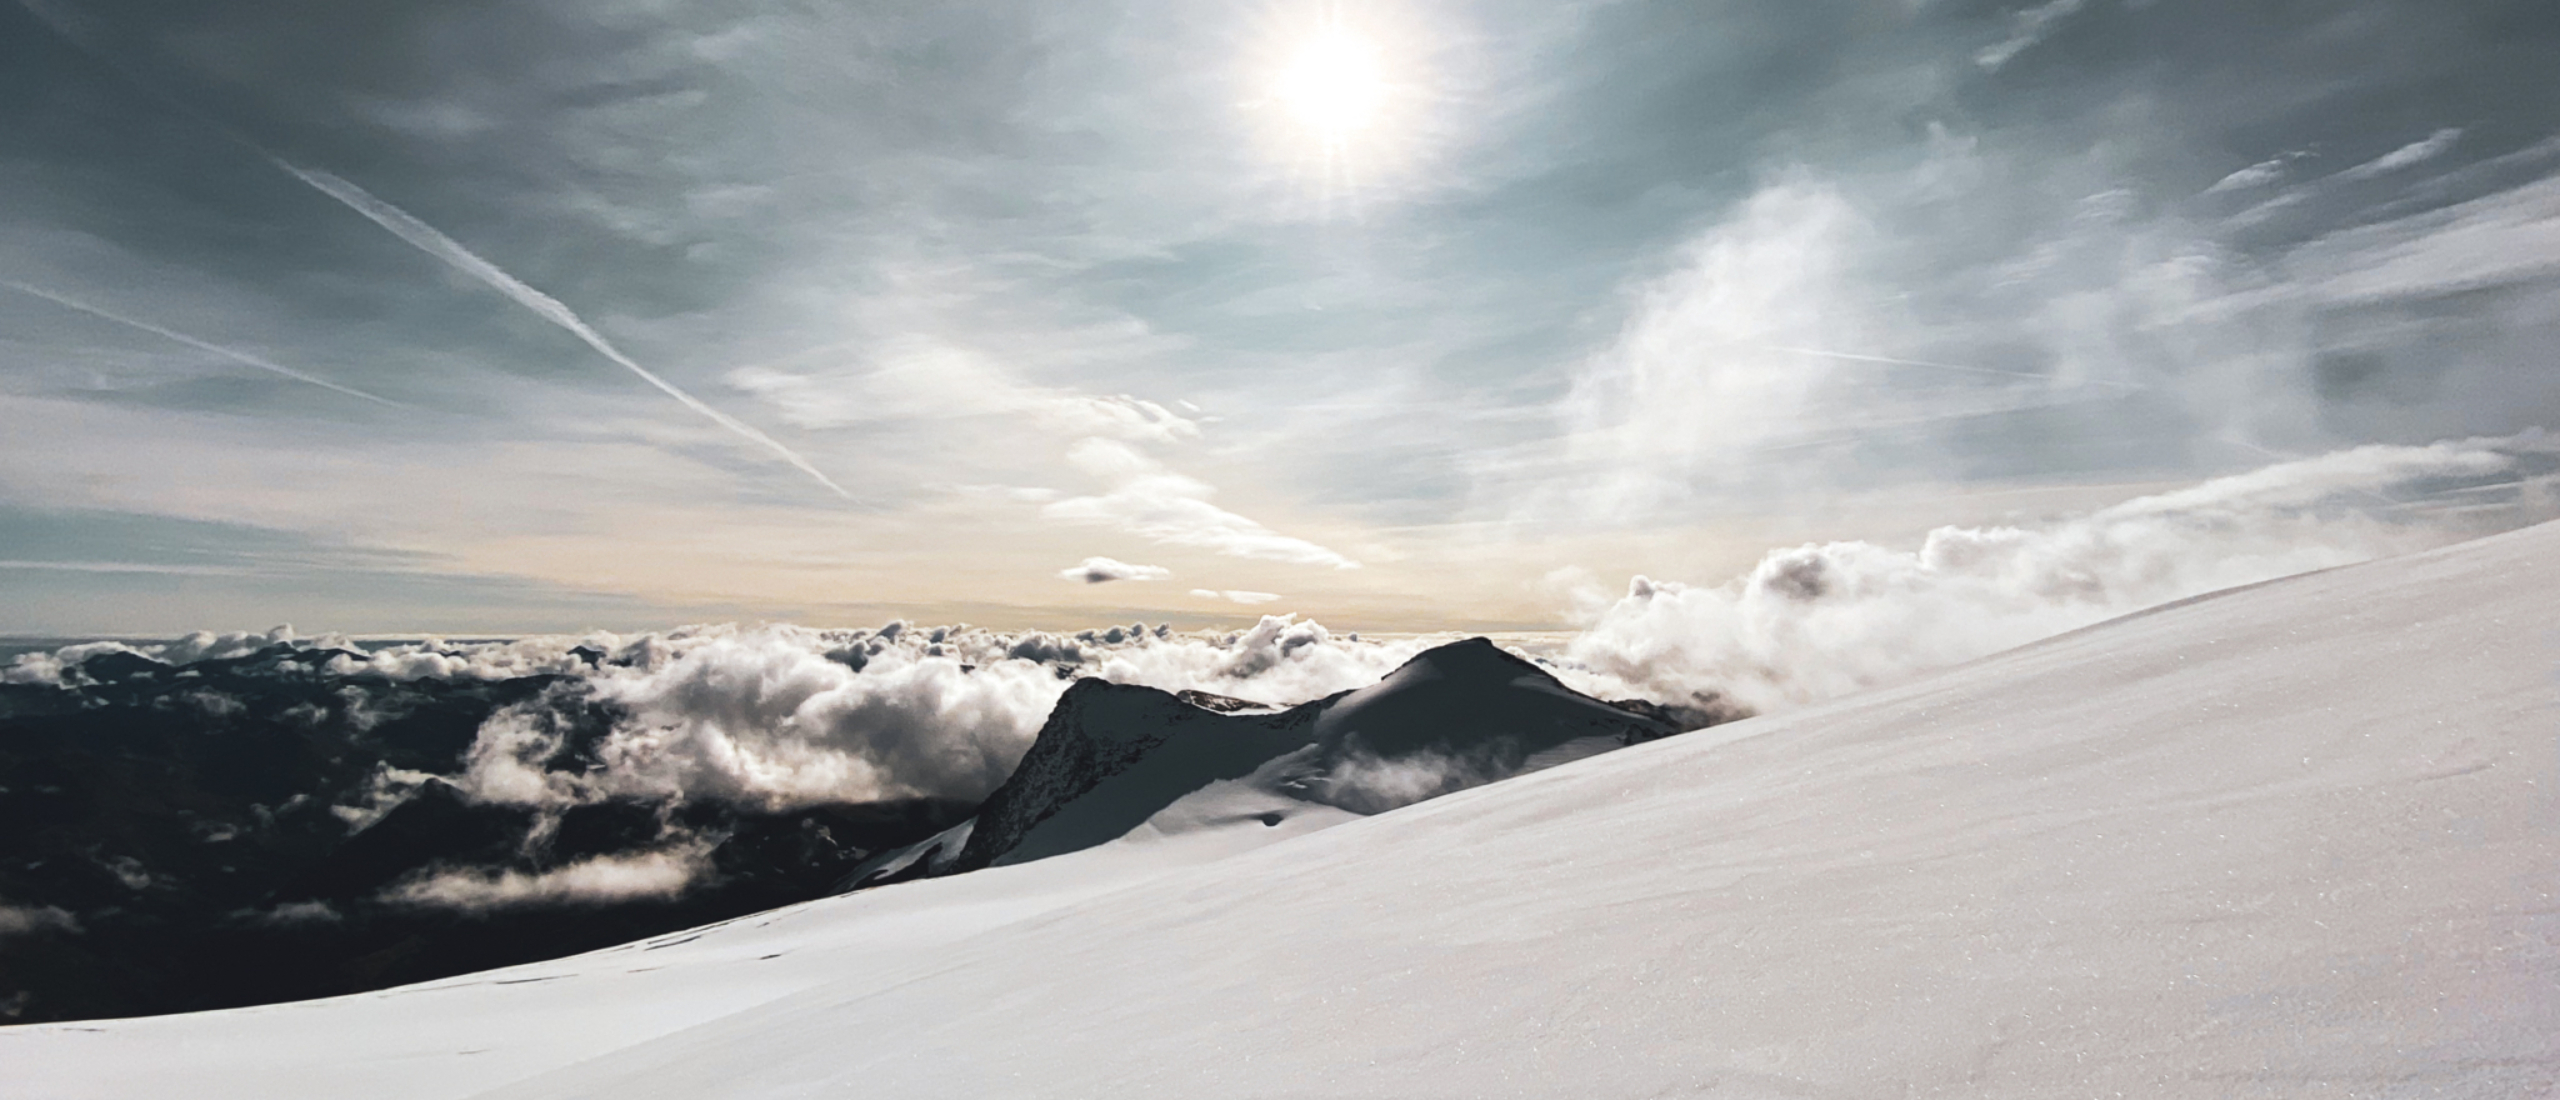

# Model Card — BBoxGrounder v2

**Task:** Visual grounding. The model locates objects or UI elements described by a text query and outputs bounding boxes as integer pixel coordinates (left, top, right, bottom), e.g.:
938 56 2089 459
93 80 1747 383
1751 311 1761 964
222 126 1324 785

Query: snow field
7 521 2556 1098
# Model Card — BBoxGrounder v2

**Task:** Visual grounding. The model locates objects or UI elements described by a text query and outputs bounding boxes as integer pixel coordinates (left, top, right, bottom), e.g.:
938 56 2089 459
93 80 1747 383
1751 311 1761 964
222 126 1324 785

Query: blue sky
5 0 2558 635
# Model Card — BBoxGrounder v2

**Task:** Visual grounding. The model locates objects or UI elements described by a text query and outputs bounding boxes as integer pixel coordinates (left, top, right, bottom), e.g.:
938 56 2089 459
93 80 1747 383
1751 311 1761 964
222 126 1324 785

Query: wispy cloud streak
1976 0 2089 70
0 559 252 576
274 165 851 499
1756 345 2148 390
2337 128 2463 183
13 0 848 498
5 281 400 406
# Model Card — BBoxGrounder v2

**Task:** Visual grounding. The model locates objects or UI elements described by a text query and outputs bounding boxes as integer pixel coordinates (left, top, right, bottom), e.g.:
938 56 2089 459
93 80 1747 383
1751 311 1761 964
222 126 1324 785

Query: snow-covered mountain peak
1313 636 1675 760
850 637 1699 881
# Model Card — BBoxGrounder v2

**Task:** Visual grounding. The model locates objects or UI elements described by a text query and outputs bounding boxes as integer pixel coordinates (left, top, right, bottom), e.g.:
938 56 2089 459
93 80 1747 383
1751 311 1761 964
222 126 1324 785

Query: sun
1245 6 1433 200
1274 27 1387 144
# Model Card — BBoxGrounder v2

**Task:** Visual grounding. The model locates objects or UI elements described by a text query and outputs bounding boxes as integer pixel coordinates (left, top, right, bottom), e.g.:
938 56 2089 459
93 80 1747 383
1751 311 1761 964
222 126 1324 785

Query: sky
3 0 2558 636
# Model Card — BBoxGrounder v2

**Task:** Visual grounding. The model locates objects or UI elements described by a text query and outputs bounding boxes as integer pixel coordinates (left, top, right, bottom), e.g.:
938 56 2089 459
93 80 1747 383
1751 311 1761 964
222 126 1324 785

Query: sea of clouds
3 613 1433 818
8 437 2553 839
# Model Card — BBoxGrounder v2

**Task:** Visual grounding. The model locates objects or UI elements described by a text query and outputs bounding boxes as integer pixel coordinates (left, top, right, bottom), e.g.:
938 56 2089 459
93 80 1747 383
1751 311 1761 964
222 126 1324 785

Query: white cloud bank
2 626 296 686
309 617 1430 814
10 439 2549 823
1556 436 2558 714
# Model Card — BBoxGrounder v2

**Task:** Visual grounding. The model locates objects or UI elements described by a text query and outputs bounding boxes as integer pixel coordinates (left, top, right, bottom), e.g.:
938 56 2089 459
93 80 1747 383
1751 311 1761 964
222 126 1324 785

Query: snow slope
7 522 2557 1098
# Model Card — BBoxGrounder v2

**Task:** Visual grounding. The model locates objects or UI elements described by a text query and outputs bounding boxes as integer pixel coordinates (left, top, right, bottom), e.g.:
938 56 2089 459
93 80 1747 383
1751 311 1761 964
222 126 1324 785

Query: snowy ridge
951 679 1261 873
858 638 1688 883
5 522 2557 1098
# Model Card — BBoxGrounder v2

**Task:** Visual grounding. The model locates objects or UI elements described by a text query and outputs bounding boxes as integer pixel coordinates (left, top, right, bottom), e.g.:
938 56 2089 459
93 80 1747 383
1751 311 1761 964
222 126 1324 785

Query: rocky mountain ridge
852 638 1732 886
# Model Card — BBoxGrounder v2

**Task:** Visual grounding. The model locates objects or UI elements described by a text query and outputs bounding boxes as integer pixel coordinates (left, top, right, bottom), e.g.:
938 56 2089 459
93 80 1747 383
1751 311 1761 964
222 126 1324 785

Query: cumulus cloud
1096 615 1426 701
381 844 711 911
1192 589 1282 605
1044 438 1359 568
2 626 310 687
7 613 1445 825
457 636 1066 809
400 617 1433 812
0 903 81 937
1558 437 2559 714
176 689 245 720
330 766 441 831
238 900 343 926
1059 556 1170 584
3 643 127 686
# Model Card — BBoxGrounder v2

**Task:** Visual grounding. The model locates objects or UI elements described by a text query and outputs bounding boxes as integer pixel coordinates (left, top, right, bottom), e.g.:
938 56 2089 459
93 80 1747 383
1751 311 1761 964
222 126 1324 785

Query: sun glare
1276 28 1387 142
1244 5 1444 207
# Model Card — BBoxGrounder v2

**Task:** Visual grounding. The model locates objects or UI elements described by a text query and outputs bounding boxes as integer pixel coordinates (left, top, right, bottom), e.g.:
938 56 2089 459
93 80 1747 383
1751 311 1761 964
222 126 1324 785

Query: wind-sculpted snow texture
6 521 2553 1098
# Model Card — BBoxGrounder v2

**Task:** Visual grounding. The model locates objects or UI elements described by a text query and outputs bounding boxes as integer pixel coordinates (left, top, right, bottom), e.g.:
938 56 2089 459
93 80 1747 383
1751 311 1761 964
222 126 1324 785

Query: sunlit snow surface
7 522 2558 1098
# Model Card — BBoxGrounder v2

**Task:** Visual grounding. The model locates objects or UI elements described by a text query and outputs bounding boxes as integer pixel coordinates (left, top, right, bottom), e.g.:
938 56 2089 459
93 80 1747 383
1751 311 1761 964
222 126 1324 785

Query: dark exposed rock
863 638 1729 887
78 650 170 683
947 680 1221 872
1602 695 1749 742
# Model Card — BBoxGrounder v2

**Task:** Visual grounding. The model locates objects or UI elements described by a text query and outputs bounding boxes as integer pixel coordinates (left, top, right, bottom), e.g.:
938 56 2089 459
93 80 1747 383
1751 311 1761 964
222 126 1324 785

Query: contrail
11 0 849 498
273 163 853 499
5 281 401 406
1757 345 2149 390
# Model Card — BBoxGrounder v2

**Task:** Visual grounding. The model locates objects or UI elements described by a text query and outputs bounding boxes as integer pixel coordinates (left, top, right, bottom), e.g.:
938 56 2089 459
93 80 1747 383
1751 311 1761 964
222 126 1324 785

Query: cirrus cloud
1193 588 1282 605
1044 438 1359 569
